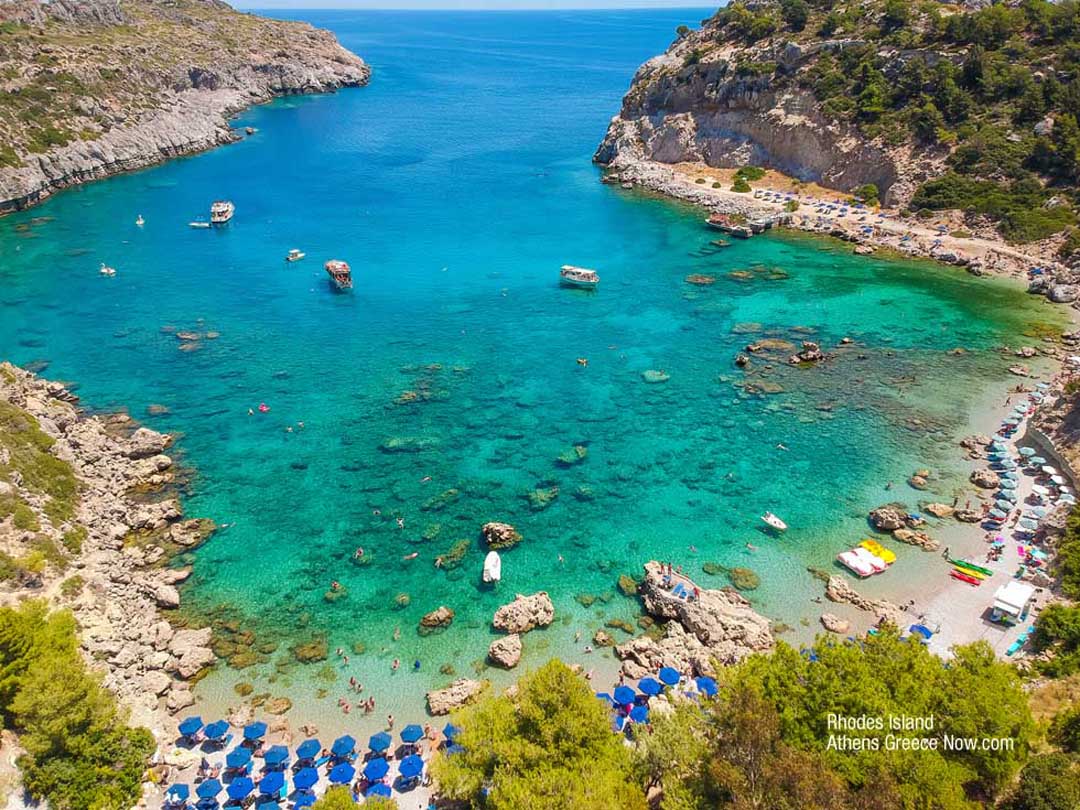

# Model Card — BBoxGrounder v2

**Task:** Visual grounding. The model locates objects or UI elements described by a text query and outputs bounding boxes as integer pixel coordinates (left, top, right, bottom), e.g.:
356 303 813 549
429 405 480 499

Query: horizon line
233 3 716 11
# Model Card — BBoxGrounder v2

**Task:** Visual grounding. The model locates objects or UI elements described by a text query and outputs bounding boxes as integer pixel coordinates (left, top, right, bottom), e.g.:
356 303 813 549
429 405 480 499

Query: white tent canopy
992 581 1035 621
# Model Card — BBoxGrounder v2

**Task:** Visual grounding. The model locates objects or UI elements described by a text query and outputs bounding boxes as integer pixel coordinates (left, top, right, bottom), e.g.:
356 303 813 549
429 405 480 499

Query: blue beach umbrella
1031 506 1049 518
178 716 203 737
629 705 649 723
330 735 355 758
365 784 392 799
399 754 424 780
442 723 461 741
166 785 191 803
999 489 1018 501
659 667 681 686
293 768 318 791
363 758 389 781
263 745 289 768
613 685 636 705
995 500 1014 511
295 739 321 761
1001 471 1019 480
328 763 355 785
991 441 1007 451
226 777 254 801
243 722 268 742
989 509 1008 520
1031 457 1047 465
637 677 662 696
226 747 252 769
258 772 284 796
368 732 392 753
196 798 219 810
1000 480 1018 489
400 724 424 744
293 795 316 809
594 692 613 705
256 802 279 810
204 720 229 741
196 780 223 799
1019 518 1040 531
695 676 719 697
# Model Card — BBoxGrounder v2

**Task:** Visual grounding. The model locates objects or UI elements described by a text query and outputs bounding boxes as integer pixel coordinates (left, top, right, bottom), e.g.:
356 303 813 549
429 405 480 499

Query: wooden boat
761 512 787 532
210 200 234 224
324 259 353 290
859 539 895 565
482 550 502 584
285 249 305 263
560 265 599 289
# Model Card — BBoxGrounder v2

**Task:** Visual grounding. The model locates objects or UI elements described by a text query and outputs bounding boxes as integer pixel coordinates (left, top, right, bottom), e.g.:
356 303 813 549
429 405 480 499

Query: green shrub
59 576 84 599
0 402 78 524
784 199 800 212
1060 229 1080 261
732 176 751 193
0 601 154 808
852 183 880 205
25 126 72 154
1005 753 1080 810
736 165 766 181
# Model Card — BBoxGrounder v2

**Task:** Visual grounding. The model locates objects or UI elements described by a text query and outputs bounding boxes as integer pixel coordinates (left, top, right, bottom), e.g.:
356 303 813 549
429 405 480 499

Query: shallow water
0 9 1064 731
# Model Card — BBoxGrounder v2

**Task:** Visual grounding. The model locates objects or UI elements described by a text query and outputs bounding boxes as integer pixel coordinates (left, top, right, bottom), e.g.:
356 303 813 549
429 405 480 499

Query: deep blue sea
0 9 1062 730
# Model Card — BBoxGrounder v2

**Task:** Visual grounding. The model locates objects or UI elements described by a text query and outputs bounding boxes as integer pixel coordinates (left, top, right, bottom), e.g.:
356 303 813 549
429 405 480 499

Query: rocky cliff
596 0 1080 236
0 0 370 212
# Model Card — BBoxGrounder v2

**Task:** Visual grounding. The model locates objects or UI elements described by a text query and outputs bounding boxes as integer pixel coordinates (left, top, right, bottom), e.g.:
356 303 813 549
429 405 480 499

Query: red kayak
950 569 981 586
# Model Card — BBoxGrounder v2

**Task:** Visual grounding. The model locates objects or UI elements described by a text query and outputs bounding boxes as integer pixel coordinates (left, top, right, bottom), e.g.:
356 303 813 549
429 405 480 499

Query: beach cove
0 8 1071 742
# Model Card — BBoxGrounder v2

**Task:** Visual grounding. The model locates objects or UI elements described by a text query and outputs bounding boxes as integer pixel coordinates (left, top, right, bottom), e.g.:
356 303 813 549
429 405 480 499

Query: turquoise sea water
0 9 1064 730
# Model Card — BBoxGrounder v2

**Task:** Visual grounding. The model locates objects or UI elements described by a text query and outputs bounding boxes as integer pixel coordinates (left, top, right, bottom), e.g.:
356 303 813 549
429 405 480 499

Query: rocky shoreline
0 363 215 737
0 0 370 213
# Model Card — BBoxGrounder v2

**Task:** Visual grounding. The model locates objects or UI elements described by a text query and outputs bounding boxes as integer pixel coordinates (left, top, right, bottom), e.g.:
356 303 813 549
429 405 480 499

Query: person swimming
354 547 364 559
403 552 418 561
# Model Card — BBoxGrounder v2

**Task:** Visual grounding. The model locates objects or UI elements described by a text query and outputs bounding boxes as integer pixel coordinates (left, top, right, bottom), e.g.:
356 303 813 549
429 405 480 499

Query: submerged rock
641 369 670 384
420 606 455 630
482 521 521 549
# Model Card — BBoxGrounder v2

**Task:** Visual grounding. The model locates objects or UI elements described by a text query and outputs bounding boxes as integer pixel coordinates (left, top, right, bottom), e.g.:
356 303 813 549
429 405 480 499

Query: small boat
837 551 874 578
710 239 731 248
189 220 211 229
761 512 787 532
948 558 994 578
210 200 235 224
325 259 353 290
482 550 502 583
950 569 981 586
135 215 145 226
99 262 116 277
852 546 887 573
285 249 306 263
559 265 599 289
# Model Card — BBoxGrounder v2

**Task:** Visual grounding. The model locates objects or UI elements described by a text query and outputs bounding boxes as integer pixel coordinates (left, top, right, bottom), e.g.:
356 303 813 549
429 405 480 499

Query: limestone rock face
868 505 907 531
616 562 773 678
492 592 554 634
892 528 939 551
820 613 850 634
970 468 1001 489
427 679 486 715
488 634 522 669
482 521 522 549
825 576 903 627
924 503 954 519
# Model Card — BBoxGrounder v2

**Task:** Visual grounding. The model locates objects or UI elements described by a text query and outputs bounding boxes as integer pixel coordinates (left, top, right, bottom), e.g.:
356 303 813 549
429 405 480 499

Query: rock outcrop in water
0 0 370 212
0 362 215 730
614 561 773 678
492 592 554 634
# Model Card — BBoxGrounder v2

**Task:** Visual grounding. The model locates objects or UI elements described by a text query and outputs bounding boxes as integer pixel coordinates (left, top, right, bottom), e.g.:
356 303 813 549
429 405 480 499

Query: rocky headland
0 362 215 733
0 0 370 212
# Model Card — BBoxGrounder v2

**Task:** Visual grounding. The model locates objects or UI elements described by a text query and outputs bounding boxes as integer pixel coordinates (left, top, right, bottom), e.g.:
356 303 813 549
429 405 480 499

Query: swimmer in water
777 443 789 451
354 547 364 559
392 658 400 671
396 517 405 529
421 475 432 483
403 552 418 561
247 408 254 416
746 542 758 551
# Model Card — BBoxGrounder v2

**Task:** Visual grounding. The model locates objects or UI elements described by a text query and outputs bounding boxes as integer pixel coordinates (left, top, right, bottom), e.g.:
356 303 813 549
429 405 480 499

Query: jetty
706 211 791 238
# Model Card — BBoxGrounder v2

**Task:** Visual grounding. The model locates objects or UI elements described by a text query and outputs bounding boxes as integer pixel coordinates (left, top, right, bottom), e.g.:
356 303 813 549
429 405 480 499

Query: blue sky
231 1 713 9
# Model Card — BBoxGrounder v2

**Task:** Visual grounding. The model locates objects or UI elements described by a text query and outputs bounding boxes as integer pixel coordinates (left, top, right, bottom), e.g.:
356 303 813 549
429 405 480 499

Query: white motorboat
99 262 116 277
210 200 234 224
285 249 306 263
559 265 599 289
135 215 145 226
189 221 211 229
761 512 787 532
482 550 502 583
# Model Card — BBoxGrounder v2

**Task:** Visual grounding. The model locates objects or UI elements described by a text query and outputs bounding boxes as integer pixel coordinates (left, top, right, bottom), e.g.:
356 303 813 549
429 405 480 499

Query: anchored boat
324 259 353 290
560 265 599 289
99 262 116 277
210 200 234 225
761 511 787 532
285 249 306 263
482 550 502 583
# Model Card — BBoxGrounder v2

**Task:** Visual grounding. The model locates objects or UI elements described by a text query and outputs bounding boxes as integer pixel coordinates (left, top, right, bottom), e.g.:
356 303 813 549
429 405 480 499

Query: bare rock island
0 0 371 212
615 561 773 679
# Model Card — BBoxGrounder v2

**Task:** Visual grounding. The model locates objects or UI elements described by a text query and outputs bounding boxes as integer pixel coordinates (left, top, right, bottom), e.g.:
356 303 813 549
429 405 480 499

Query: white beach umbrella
1032 484 1050 496
1042 465 1059 475
1019 447 1036 457
1052 475 1067 486
1030 457 1047 465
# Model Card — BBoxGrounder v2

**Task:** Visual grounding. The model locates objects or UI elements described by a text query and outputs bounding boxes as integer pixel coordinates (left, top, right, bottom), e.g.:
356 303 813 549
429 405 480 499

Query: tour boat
99 262 116 277
135 215 145 227
761 512 787 532
482 550 502 584
210 200 235 224
285 249 306 263
559 265 599 289
324 259 353 290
